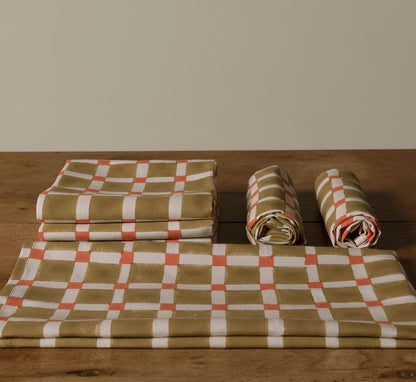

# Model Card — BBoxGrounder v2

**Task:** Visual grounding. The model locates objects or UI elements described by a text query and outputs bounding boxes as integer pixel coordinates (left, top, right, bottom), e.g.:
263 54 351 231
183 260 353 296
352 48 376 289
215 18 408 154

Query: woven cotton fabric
36 159 217 223
1 242 415 348
36 159 217 242
38 220 215 242
315 169 381 248
246 166 306 245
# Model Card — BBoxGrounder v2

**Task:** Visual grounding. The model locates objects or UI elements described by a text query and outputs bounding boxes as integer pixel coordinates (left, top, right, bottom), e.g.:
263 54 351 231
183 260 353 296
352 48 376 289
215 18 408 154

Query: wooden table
0 150 415 381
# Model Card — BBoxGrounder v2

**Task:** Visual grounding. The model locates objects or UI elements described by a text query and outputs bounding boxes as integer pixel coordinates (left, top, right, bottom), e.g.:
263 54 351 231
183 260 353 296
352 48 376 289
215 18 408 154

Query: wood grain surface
0 150 415 381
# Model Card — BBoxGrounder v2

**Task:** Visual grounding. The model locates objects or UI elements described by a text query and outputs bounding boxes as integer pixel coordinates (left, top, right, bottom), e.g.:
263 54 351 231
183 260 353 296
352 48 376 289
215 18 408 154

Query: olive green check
1 242 415 348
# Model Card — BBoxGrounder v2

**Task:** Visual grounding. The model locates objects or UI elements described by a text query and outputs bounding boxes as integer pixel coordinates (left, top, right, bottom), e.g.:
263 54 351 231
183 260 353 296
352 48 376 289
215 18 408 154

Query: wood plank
0 348 416 381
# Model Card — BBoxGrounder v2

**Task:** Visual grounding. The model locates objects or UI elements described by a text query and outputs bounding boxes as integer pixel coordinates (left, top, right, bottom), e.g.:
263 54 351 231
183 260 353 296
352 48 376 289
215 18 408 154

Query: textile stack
36 159 218 243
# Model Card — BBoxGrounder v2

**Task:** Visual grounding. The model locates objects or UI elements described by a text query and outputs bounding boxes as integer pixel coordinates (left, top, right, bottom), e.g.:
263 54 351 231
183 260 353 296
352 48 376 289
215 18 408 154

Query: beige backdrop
0 0 415 151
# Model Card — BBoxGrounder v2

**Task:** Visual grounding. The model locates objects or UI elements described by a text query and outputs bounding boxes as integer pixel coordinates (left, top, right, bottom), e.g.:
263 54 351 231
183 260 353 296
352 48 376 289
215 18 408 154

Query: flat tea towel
315 169 381 248
36 159 217 223
38 220 215 241
246 166 306 245
1 241 414 348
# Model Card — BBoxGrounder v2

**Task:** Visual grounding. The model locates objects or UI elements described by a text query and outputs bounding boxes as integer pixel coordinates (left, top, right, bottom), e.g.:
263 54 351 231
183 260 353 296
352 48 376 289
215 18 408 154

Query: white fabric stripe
36 193 47 221
99 320 112 337
152 318 170 337
97 338 112 348
210 318 227 336
75 195 92 221
131 162 149 193
186 171 214 181
122 196 137 221
380 324 397 338
259 245 279 318
382 295 416 306
40 338 56 348
211 244 226 321
267 336 284 348
380 338 397 348
157 243 179 319
325 320 339 337
43 321 61 338
209 336 226 348
168 194 183 220
268 319 284 336
325 337 340 348
151 338 169 348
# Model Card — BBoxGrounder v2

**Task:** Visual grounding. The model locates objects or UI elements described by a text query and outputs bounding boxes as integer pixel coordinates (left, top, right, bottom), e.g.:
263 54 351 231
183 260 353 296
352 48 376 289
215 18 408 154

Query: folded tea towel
38 220 215 241
315 169 381 248
36 159 217 223
2 241 414 348
246 165 306 245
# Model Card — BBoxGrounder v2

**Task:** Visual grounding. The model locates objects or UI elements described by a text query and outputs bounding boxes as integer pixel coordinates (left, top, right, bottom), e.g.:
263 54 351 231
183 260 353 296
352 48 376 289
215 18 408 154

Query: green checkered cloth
1 242 415 348
36 159 217 242
315 169 381 248
246 166 306 245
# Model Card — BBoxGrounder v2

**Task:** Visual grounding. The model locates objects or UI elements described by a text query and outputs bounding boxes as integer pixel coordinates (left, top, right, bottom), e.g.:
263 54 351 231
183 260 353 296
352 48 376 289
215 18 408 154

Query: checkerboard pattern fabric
246 166 306 245
2 241 414 348
38 220 215 242
36 159 217 242
315 169 381 248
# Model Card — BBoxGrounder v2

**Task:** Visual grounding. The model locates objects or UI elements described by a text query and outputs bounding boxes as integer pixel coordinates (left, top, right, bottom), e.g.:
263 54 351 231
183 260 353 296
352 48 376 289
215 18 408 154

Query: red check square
212 255 227 266
75 231 90 241
133 177 146 183
260 284 275 290
121 231 136 241
17 280 33 286
67 282 83 289
97 160 110 165
114 283 129 289
174 175 187 182
120 251 134 264
58 303 75 310
162 283 177 289
75 251 90 263
331 186 344 193
366 300 383 307
375 321 392 325
356 278 372 286
29 248 45 260
334 199 346 209
259 256 274 267
305 254 318 265
92 175 106 181
165 253 179 265
6 297 23 307
160 303 176 311
211 284 226 291
264 304 280 310
308 281 323 289
212 304 227 310
349 256 364 265
0 317 8 321
109 303 125 310
167 230 182 239
315 302 331 308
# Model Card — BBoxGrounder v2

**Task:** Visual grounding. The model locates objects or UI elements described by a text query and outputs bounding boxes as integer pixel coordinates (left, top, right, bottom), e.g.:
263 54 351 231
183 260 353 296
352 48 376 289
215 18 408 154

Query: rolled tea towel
246 165 306 245
315 169 381 248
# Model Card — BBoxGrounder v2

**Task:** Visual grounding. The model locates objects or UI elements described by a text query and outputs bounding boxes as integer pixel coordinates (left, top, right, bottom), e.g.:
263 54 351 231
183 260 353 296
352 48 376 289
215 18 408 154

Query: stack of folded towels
36 159 218 243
